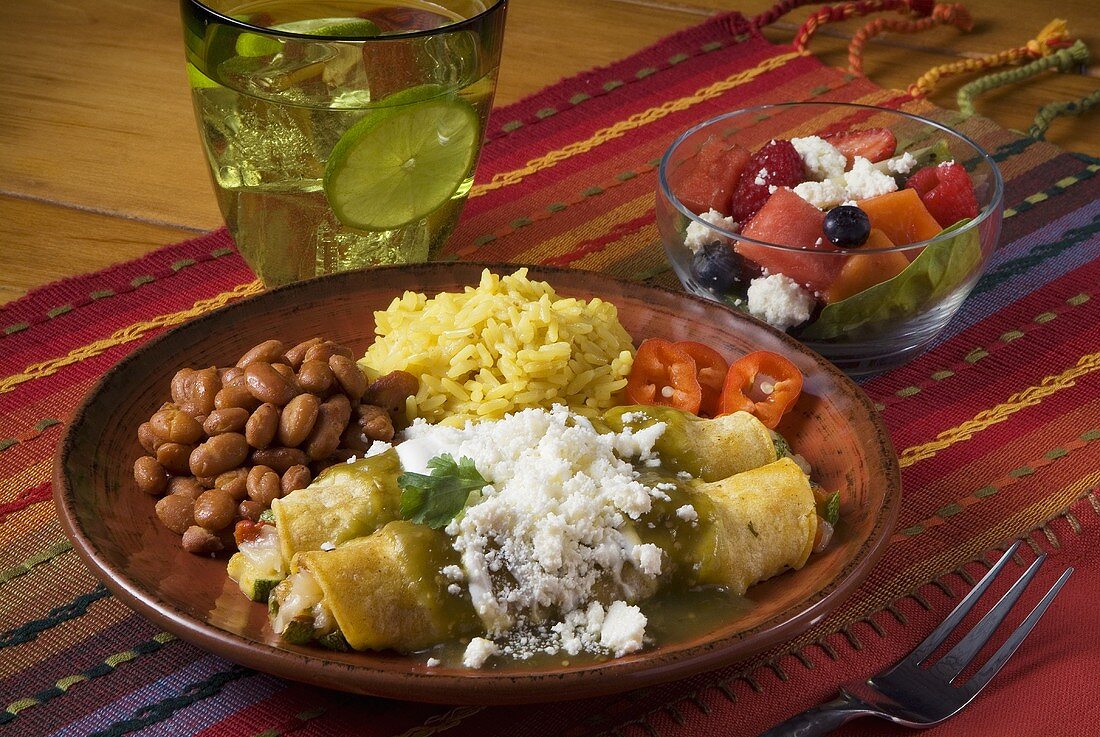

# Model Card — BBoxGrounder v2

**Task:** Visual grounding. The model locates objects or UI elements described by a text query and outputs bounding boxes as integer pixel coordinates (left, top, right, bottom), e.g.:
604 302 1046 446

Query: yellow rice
359 269 635 423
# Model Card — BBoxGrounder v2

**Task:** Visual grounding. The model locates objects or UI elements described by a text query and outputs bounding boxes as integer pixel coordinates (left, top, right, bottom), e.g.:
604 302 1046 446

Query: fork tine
962 567 1073 697
933 554 1046 682
905 541 1022 665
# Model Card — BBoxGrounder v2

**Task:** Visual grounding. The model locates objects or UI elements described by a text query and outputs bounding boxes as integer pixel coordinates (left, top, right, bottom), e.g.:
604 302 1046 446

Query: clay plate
54 263 900 705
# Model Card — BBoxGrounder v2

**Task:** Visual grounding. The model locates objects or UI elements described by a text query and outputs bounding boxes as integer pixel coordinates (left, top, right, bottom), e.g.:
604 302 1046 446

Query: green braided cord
1029 88 1100 139
957 39 1090 116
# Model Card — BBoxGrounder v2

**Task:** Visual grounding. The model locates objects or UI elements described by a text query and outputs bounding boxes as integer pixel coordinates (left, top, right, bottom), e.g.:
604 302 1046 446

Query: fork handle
758 693 878 736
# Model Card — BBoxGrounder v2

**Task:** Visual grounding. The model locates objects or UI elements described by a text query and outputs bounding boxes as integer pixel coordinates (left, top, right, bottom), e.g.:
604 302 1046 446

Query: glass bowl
657 102 1004 376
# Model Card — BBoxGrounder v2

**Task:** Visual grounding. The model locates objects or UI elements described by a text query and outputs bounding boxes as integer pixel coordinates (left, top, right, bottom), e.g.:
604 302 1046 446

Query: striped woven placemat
2 10 1098 737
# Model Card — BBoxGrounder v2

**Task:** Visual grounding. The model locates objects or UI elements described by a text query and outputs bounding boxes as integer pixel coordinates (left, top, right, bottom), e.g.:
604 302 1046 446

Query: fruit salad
671 126 984 339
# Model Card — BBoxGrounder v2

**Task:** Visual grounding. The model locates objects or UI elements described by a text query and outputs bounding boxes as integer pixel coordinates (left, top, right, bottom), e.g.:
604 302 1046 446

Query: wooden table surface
2 0 1096 306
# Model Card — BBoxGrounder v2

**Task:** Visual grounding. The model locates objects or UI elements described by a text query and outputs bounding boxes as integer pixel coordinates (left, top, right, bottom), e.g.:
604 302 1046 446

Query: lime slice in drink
235 18 380 57
186 62 219 89
324 91 480 231
311 19 381 37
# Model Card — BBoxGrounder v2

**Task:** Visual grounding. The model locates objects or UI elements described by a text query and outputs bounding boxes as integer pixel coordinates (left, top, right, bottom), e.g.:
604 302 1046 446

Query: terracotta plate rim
53 262 900 705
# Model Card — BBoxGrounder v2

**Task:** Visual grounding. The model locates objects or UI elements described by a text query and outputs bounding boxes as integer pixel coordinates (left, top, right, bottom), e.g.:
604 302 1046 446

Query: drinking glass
181 0 507 286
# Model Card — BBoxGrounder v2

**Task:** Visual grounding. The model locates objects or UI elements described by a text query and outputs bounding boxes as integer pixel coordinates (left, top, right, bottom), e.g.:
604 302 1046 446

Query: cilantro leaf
825 491 841 526
398 454 488 529
259 508 275 523
772 432 792 459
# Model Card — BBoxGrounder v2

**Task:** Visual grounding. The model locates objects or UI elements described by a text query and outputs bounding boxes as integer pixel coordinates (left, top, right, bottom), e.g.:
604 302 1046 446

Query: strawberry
823 127 896 166
728 139 806 222
906 162 979 227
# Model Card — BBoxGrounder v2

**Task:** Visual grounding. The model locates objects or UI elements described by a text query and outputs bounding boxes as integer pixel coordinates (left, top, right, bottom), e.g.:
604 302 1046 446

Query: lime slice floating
324 89 480 231
235 18 381 57
310 19 382 37
186 62 219 89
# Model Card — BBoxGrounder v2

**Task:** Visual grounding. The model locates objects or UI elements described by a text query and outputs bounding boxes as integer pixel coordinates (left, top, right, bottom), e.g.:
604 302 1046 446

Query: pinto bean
341 424 371 453
246 465 282 506
271 363 302 394
203 407 249 435
156 442 196 475
364 370 419 424
245 403 279 450
171 367 220 415
168 476 205 500
138 422 163 454
236 339 286 368
189 433 249 477
221 366 243 384
156 494 195 535
281 465 312 495
278 394 319 447
297 359 335 396
181 525 223 554
356 403 395 442
214 372 260 411
193 489 237 531
250 447 309 474
304 394 352 461
285 337 323 369
133 456 168 495
215 467 249 500
150 407 204 445
237 499 265 522
303 340 353 364
329 355 367 401
245 362 296 406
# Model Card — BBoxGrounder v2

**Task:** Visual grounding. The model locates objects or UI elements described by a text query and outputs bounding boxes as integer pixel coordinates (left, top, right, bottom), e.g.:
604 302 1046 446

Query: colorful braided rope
957 39 1090 116
847 3 974 75
908 19 1075 97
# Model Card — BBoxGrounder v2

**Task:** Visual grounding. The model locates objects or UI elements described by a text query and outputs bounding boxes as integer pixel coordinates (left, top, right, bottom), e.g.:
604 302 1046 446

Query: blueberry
823 205 871 247
691 241 744 293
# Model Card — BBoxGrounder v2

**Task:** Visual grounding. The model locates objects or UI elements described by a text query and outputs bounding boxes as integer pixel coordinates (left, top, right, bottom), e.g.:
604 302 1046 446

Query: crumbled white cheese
632 543 663 576
792 178 847 210
939 159 955 167
463 637 500 668
447 583 462 596
676 471 693 480
401 406 670 662
754 167 769 186
442 564 464 581
675 504 698 522
791 136 847 180
426 657 441 667
364 441 392 457
319 541 335 551
843 157 898 200
747 274 815 331
684 208 738 253
599 602 648 657
887 151 918 175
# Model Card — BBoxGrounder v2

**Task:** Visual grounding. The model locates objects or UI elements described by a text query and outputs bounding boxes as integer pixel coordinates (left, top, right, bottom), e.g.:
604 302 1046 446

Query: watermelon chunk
671 136 751 215
736 188 843 293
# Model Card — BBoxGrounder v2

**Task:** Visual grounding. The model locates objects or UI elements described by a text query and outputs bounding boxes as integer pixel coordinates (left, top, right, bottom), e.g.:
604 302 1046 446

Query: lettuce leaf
800 219 981 340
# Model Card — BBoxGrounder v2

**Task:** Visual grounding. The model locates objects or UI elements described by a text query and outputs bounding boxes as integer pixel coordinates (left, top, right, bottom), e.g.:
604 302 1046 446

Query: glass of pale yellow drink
182 0 506 286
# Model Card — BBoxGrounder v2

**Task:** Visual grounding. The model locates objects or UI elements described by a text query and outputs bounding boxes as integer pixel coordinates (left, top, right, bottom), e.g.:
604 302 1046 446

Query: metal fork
760 541 1073 736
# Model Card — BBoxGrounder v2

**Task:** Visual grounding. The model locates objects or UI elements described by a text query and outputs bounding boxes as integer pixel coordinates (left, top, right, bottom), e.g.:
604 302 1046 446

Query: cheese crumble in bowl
657 102 1004 375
